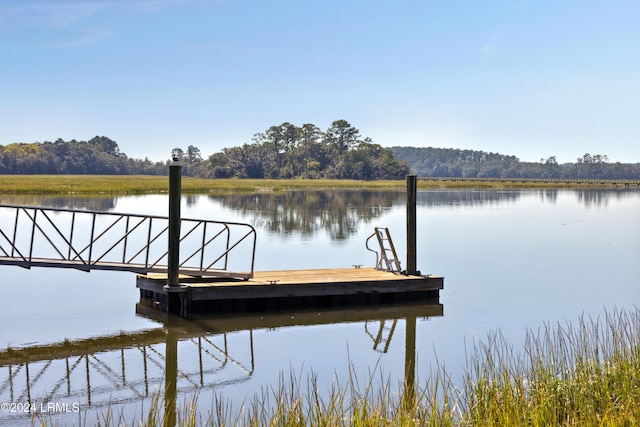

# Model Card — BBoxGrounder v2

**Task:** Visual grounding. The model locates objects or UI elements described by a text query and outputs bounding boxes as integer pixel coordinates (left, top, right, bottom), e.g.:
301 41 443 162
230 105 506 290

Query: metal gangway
0 204 256 279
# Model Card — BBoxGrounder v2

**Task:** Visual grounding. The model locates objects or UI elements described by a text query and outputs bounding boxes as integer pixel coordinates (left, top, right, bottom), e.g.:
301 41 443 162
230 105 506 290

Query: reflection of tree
415 190 523 207
209 189 634 241
209 190 531 241
577 190 607 208
418 189 631 210
209 191 404 240
2 189 630 243
574 189 631 208
0 195 117 211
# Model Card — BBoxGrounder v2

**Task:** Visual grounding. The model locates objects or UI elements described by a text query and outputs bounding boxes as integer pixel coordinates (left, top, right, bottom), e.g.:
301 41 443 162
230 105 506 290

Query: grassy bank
0 175 633 195
0 175 407 194
36 308 640 426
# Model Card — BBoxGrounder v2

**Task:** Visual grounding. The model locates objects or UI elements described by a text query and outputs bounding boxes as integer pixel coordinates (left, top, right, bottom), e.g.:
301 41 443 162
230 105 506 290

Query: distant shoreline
0 175 638 195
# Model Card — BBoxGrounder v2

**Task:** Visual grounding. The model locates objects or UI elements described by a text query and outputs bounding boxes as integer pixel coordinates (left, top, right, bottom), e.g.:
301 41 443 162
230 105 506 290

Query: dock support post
166 163 182 313
406 175 418 275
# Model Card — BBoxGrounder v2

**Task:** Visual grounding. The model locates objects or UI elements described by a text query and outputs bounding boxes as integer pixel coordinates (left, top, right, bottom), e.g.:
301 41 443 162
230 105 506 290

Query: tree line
0 136 164 175
389 147 640 180
0 120 409 180
208 120 408 179
0 136 227 177
2 124 639 180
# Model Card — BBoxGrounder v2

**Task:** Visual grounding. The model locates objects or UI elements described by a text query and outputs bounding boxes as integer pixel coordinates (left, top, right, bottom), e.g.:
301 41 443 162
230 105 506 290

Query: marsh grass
0 176 411 195
35 308 639 426
462 308 640 426
0 175 616 196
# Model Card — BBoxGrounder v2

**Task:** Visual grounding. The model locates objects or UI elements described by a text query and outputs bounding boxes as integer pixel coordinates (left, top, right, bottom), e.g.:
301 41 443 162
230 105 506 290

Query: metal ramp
0 204 256 279
366 227 402 272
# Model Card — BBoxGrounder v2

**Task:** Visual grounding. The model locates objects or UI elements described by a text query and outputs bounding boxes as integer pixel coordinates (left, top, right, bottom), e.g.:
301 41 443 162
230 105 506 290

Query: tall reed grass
35 307 639 426
462 308 640 426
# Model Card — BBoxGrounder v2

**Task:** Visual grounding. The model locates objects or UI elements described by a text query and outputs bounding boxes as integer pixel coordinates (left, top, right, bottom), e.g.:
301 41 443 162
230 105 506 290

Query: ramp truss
0 204 256 279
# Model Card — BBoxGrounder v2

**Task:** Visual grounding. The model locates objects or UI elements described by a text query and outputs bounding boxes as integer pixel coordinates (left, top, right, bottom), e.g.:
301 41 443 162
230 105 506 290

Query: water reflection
1 187 637 425
0 195 117 211
2 190 634 243
574 189 632 208
415 189 521 207
208 191 404 240
207 189 537 240
0 300 442 426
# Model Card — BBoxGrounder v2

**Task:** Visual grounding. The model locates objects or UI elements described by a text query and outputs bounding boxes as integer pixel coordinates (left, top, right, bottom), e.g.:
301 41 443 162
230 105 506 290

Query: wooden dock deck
137 268 443 317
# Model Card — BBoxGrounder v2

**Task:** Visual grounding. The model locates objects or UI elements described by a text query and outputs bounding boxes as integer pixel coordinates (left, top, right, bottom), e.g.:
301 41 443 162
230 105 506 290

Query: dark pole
168 164 181 288
406 175 417 275
164 327 178 427
403 315 417 411
165 163 183 314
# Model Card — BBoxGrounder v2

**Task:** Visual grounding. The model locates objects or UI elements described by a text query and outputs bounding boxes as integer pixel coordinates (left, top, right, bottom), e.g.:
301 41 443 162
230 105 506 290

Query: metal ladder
366 227 402 272
364 319 398 353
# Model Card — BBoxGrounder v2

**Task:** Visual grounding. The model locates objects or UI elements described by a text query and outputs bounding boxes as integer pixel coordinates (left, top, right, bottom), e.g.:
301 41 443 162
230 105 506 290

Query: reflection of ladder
364 319 398 353
366 227 402 272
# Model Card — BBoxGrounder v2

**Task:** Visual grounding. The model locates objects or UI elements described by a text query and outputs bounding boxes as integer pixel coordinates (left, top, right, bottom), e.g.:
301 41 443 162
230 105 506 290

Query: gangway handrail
0 204 256 279
365 232 381 269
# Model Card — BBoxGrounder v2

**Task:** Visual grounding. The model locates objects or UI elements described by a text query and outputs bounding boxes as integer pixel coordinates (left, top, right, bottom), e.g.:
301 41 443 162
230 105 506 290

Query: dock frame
137 268 443 318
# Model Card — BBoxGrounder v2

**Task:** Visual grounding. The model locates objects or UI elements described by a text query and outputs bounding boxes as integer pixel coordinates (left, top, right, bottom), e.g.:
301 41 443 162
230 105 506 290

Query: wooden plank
140 268 442 286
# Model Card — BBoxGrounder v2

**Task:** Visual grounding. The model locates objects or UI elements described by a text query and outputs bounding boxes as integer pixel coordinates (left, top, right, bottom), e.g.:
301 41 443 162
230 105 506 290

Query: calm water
0 189 638 425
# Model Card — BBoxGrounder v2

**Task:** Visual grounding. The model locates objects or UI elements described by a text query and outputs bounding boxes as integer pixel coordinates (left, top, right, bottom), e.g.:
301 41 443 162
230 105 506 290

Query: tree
89 136 121 157
298 123 327 176
187 145 202 163
324 120 360 154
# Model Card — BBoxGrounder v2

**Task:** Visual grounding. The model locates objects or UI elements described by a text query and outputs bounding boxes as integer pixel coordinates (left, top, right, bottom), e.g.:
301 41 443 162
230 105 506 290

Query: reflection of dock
137 268 443 317
137 298 444 333
0 301 442 366
0 300 442 426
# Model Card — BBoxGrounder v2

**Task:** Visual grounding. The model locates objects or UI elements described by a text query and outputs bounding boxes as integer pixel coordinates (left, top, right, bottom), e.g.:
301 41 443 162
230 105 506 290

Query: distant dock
137 268 443 318
420 176 640 188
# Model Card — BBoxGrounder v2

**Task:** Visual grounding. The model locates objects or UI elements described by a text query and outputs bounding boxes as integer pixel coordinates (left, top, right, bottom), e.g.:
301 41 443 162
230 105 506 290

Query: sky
1 0 639 164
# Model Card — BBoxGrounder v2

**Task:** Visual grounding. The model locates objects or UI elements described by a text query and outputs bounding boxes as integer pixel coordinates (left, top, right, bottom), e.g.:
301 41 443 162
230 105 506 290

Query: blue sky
2 0 639 163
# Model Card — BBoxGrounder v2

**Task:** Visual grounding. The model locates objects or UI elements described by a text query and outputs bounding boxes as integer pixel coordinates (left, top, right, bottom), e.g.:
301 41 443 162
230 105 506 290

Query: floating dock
137 268 443 318
138 175 444 318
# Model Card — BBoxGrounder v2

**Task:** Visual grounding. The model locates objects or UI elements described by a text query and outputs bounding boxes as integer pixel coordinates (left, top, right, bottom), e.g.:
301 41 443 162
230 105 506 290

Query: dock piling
406 175 418 275
166 162 182 313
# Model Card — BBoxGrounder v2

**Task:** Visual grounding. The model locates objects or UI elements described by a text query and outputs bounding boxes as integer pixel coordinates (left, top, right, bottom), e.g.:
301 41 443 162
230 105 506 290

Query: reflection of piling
164 328 178 427
403 315 416 410
406 175 418 275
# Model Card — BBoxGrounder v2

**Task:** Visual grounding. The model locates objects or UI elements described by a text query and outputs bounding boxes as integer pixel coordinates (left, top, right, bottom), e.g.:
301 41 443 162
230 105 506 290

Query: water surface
0 189 638 425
